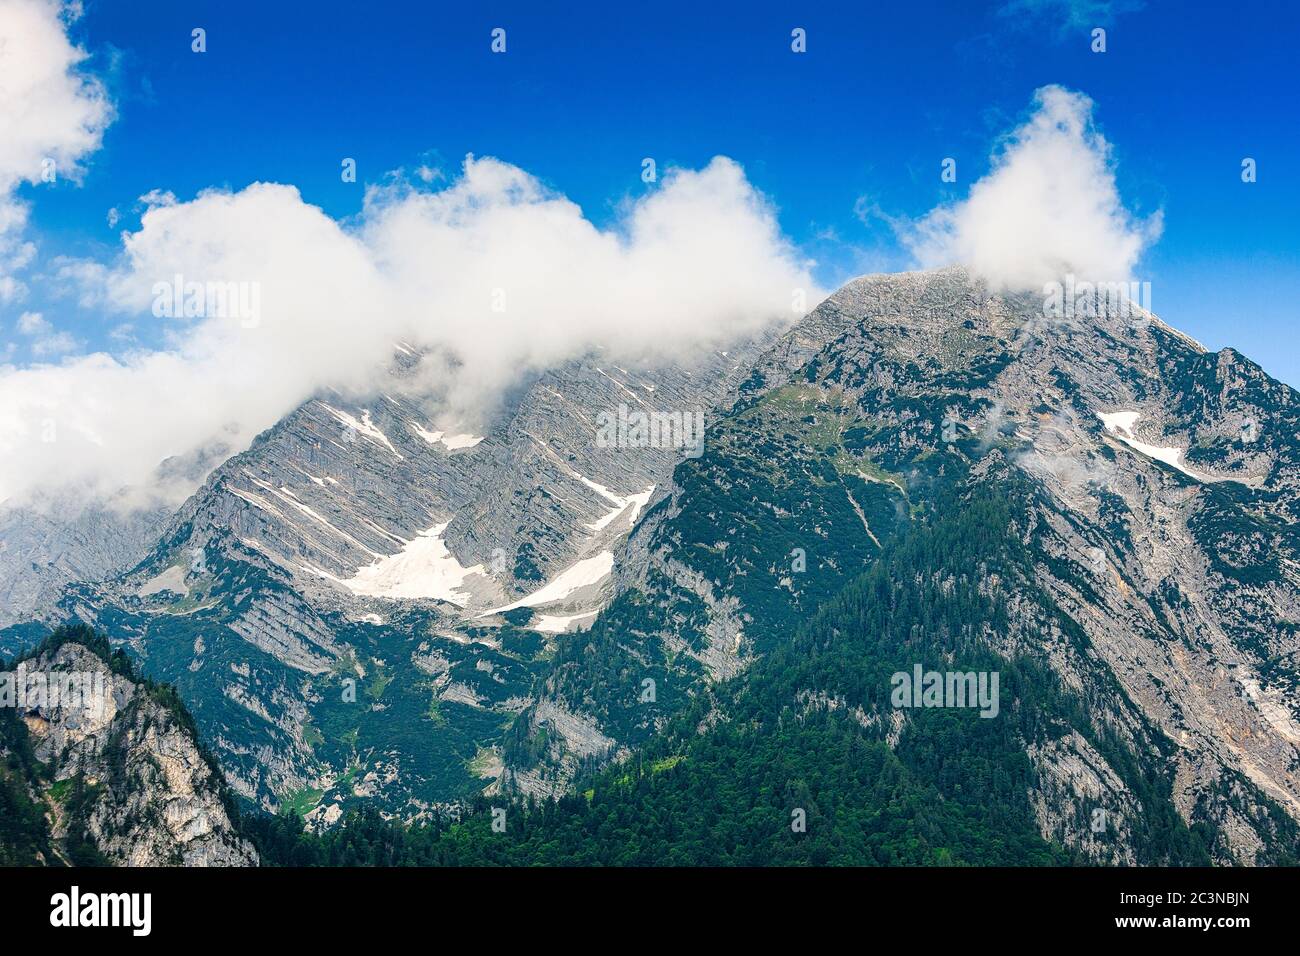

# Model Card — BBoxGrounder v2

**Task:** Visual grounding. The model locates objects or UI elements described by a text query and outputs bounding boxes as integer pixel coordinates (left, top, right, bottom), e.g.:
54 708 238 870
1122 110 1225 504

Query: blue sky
10 0 1300 384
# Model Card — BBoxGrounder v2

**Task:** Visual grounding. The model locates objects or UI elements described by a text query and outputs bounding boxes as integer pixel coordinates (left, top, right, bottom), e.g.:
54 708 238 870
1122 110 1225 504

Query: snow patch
531 611 599 634
482 551 614 615
317 403 404 459
441 432 484 449
586 484 655 532
322 522 486 606
408 421 484 450
1097 411 1206 482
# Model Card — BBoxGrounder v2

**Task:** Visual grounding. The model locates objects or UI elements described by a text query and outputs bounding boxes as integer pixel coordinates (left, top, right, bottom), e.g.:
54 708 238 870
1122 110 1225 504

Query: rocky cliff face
0 500 169 632
503 267 1300 863
2 631 256 866
31 342 772 814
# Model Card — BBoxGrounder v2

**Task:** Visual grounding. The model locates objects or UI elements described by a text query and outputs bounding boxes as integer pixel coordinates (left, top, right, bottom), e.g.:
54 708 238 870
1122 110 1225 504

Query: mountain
0 439 234 631
5 266 1299 866
2 342 770 817
495 267 1300 863
0 624 256 866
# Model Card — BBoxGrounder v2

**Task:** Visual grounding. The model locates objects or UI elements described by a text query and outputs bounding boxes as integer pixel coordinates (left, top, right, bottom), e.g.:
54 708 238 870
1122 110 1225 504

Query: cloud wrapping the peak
0 156 818 506
906 85 1160 291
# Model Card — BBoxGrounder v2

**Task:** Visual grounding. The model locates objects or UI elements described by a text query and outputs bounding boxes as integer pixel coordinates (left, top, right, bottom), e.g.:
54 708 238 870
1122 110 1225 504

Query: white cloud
29 329 77 355
14 310 77 355
0 156 819 506
0 8 815 508
136 188 175 209
905 85 1160 291
0 0 113 288
16 310 48 334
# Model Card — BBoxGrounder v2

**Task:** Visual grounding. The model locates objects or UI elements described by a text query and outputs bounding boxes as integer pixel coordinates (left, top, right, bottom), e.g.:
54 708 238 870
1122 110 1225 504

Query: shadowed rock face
506 268 1300 863
8 639 256 866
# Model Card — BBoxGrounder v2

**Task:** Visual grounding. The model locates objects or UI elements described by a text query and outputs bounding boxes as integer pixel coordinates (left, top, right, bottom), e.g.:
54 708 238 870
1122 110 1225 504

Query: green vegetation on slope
249 483 1264 866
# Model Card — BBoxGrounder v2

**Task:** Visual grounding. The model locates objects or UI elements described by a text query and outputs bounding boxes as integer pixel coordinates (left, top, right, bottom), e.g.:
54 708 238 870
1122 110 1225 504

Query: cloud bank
0 11 1157 516
906 85 1160 290
0 157 817 506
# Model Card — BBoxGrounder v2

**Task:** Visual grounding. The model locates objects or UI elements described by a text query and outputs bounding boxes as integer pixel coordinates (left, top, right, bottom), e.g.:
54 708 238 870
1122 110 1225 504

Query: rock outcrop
4 632 256 866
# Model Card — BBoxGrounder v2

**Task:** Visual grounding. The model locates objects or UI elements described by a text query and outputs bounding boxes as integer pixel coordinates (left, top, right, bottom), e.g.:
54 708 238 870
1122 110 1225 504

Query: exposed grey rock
1027 731 1139 865
0 438 234 635
16 641 256 866
0 500 167 632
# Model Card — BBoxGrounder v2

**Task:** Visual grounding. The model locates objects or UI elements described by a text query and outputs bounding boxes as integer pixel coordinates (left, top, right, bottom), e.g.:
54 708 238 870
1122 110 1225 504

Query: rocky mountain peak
1 627 257 866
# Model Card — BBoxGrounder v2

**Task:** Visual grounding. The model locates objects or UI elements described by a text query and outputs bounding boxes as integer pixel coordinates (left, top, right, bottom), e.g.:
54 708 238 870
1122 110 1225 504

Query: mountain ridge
4 266 1298 865
494 267 1300 863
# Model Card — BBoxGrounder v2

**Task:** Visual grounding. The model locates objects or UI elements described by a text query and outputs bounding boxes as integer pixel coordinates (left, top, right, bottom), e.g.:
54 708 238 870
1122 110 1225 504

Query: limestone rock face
34 342 772 812
0 501 168 632
16 641 257 867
